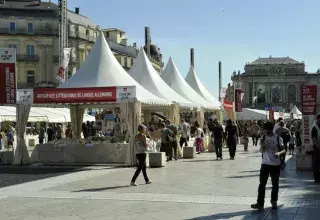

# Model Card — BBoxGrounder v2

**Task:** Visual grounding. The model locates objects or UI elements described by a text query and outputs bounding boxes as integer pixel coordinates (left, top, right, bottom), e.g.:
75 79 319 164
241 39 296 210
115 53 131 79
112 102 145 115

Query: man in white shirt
251 121 286 210
179 119 190 147
273 117 283 134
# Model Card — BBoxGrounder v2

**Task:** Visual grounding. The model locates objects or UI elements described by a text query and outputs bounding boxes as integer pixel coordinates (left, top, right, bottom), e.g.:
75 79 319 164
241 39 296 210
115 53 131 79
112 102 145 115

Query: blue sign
104 114 115 121
264 104 270 111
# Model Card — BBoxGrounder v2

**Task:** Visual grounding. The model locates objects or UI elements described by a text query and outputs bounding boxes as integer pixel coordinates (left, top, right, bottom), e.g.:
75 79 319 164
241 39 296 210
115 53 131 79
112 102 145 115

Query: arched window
287 84 297 104
272 84 281 103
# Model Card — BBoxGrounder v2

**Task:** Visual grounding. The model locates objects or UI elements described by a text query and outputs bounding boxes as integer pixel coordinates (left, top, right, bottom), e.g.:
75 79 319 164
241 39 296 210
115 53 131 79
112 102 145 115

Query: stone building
0 0 98 89
231 56 320 111
102 28 163 73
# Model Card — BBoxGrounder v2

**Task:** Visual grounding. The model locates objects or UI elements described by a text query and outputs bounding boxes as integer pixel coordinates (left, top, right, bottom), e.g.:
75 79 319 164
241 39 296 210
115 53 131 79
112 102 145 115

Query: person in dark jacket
212 120 224 160
225 120 238 160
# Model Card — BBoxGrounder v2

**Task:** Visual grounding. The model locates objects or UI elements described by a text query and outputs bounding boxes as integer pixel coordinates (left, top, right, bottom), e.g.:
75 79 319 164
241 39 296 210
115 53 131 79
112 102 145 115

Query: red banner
234 89 242 112
301 85 317 115
223 99 233 110
0 48 16 104
303 115 310 145
0 63 16 104
34 87 117 104
269 109 274 120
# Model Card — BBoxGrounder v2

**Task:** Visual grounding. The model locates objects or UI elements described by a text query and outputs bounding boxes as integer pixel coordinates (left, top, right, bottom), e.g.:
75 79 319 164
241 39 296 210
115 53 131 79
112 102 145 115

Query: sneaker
251 203 264 210
146 180 152 184
130 182 138 186
271 201 277 209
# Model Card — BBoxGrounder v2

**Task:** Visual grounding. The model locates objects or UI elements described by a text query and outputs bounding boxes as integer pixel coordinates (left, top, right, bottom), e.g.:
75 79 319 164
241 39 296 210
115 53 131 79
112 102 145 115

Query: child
288 131 295 155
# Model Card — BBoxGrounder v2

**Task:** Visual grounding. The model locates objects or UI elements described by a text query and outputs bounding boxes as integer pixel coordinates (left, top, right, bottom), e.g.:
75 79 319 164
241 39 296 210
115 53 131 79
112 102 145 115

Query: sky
52 0 320 97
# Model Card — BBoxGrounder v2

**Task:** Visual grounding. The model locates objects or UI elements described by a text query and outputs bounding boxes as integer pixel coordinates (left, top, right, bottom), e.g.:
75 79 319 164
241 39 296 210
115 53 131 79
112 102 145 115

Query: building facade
231 56 320 111
0 0 98 89
102 28 163 73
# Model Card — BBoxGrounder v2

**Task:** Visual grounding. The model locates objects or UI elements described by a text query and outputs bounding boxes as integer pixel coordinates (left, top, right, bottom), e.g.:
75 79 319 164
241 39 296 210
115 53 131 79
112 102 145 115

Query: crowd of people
130 115 320 211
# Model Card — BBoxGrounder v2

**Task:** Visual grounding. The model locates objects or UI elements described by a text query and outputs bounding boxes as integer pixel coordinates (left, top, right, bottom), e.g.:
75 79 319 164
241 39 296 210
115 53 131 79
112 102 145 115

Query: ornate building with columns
231 56 320 111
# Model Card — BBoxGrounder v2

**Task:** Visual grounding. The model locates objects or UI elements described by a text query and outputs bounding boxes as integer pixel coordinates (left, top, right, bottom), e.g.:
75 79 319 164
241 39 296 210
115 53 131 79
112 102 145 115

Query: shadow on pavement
226 173 259 178
0 166 86 188
73 185 130 192
186 209 269 220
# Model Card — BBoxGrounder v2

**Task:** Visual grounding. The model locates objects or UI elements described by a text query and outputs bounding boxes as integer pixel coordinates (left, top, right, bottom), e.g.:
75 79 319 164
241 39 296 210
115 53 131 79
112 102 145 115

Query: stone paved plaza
0 143 319 219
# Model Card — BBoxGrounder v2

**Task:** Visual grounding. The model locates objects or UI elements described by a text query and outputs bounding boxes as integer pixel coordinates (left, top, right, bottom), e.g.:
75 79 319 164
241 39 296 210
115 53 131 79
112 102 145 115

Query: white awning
0 107 95 123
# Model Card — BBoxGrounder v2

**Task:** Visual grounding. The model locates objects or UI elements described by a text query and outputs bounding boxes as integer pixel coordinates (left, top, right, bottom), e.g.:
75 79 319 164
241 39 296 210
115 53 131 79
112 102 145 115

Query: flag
56 48 71 83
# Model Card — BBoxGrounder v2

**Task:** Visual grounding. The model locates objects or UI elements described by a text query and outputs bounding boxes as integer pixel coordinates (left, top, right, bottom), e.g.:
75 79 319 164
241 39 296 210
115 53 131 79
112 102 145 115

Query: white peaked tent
185 66 221 109
161 57 215 109
129 48 194 108
290 105 302 115
59 33 171 106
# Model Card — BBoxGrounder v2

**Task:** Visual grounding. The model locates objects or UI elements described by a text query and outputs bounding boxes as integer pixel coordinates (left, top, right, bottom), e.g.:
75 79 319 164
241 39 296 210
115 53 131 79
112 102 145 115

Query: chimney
75 7 79 14
218 61 222 101
133 42 137 47
144 27 151 58
190 48 194 67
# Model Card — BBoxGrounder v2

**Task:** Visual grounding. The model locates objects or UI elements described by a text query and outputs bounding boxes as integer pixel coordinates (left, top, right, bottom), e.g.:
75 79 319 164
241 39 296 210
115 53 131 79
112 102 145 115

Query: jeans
131 153 149 183
179 137 188 147
227 141 237 157
252 134 259 146
257 164 281 205
214 138 223 158
170 140 178 159
160 143 171 159
280 142 288 166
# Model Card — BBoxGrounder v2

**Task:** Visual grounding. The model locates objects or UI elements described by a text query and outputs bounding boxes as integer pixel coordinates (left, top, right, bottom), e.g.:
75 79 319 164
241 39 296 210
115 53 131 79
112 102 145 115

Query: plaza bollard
148 152 166 167
183 147 196 159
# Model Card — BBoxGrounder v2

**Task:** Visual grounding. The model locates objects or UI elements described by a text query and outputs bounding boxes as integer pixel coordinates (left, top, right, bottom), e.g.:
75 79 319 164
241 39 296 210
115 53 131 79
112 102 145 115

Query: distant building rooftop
248 56 303 65
102 28 126 33
0 0 98 28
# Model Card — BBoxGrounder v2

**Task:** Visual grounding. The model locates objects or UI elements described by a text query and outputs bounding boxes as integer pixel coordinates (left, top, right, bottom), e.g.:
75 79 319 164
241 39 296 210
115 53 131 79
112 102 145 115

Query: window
131 58 134 66
27 23 33 33
9 22 16 32
26 45 35 56
68 71 72 79
8 44 16 48
124 57 128 67
86 29 89 36
119 32 123 38
27 70 35 88
105 32 109 38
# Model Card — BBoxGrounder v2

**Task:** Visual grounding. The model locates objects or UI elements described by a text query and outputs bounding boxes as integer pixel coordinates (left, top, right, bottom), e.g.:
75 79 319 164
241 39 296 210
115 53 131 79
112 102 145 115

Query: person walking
311 114 320 183
194 122 203 154
38 125 45 144
225 120 238 160
160 122 173 162
251 121 286 210
166 120 178 160
243 123 249 151
47 124 54 142
212 120 224 160
288 131 296 155
179 119 190 148
130 125 151 186
250 121 260 146
276 121 291 170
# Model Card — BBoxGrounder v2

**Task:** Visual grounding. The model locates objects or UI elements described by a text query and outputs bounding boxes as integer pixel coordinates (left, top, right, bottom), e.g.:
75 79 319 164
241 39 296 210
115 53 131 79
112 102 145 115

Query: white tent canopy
290 105 302 115
59 32 171 106
0 106 95 123
161 57 216 109
129 48 194 108
236 108 267 120
185 66 221 109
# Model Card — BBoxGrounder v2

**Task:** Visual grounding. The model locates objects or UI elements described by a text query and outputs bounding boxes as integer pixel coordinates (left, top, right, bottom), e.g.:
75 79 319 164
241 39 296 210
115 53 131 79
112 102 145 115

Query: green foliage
1 121 13 132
